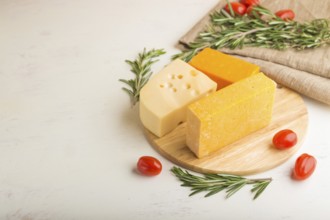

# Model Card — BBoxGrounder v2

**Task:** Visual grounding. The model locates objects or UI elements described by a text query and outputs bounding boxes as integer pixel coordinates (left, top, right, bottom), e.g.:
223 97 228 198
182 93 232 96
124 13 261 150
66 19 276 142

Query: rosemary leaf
225 180 247 198
120 48 166 106
251 181 271 200
171 166 272 200
174 5 330 62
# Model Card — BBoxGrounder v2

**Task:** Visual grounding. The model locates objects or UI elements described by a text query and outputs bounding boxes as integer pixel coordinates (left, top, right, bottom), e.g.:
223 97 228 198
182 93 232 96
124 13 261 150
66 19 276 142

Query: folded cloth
178 0 330 104
222 0 330 79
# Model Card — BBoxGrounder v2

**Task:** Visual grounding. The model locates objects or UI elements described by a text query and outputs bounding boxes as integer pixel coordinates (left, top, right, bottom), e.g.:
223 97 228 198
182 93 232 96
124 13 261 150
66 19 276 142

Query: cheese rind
186 72 276 158
140 59 217 137
189 48 260 89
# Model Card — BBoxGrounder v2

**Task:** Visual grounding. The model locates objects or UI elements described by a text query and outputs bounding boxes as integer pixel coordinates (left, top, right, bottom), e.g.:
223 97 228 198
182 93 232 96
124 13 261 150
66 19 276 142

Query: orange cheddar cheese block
189 48 260 90
186 72 276 158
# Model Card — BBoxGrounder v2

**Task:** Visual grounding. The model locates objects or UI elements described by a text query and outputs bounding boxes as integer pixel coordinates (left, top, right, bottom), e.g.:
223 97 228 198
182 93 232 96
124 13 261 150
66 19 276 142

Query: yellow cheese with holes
186 72 276 158
189 48 260 90
140 59 217 137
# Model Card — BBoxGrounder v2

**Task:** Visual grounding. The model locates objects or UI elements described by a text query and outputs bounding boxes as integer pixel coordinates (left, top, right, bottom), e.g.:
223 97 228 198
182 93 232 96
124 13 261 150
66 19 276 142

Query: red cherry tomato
246 5 255 15
273 129 297 150
275 9 295 20
137 156 162 176
241 0 260 6
224 2 247 16
292 153 317 180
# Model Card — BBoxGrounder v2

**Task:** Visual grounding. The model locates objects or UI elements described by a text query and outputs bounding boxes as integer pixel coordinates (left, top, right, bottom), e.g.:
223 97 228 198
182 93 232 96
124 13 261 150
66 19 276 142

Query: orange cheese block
186 72 276 158
189 48 260 90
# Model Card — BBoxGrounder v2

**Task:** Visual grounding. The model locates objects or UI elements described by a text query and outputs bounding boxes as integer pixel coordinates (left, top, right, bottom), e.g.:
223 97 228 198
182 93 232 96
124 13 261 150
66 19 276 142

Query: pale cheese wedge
140 59 217 137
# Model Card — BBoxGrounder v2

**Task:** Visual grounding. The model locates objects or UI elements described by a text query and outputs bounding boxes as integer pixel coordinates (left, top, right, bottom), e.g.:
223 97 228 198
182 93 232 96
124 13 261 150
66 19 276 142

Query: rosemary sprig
119 48 166 106
171 166 272 200
173 5 330 62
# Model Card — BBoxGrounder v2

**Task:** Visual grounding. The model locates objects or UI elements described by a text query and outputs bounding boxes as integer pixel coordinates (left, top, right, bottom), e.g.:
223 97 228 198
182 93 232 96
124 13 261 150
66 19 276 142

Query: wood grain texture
144 87 308 175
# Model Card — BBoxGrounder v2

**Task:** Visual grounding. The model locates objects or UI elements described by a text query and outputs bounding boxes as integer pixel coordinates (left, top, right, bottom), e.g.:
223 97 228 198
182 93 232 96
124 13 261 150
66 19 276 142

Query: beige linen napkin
179 0 330 105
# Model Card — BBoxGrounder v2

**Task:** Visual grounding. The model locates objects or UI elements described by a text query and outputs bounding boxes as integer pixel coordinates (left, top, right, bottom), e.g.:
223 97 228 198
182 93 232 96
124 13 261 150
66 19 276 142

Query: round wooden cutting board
144 87 308 175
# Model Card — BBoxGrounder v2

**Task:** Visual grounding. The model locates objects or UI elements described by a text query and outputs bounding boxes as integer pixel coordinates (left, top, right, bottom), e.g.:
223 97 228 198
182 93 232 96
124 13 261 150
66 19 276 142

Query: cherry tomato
275 9 295 20
224 2 247 16
272 129 297 150
241 0 260 6
246 5 255 15
137 156 162 176
292 153 317 180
